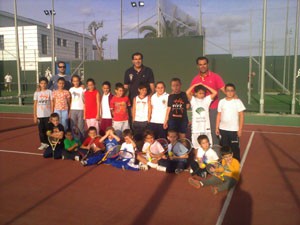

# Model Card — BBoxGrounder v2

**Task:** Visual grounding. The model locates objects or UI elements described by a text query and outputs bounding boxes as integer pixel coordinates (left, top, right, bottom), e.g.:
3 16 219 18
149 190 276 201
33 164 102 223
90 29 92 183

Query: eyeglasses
58 66 66 68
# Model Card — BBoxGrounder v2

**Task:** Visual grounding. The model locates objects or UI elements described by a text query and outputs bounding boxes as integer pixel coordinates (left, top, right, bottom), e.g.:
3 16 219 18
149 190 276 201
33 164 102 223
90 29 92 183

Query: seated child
157 130 188 174
111 129 139 171
99 127 121 151
44 113 64 159
137 130 166 170
190 135 219 178
188 146 240 194
79 126 105 166
62 129 81 161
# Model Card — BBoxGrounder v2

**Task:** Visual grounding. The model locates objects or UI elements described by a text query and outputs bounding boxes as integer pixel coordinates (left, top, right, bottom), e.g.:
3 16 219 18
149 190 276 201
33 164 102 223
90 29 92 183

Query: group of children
34 74 245 194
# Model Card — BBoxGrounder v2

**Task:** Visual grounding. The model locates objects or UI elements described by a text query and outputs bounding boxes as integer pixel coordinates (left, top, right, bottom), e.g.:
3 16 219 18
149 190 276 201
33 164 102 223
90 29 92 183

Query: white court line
0 116 32 120
0 149 42 156
243 130 300 136
215 131 255 225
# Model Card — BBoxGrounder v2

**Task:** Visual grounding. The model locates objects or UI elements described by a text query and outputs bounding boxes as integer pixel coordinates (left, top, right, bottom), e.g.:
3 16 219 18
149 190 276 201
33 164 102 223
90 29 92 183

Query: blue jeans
54 109 69 130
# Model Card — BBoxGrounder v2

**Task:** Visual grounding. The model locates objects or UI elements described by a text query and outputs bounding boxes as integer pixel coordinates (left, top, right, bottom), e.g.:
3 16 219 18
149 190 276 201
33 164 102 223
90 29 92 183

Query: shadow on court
0 123 35 134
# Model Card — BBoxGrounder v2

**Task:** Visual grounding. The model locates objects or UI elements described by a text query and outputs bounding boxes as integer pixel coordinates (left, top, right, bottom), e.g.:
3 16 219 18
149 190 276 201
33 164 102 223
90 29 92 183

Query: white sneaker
38 143 45 150
43 143 49 149
74 156 80 161
147 162 158 169
139 164 148 171
156 165 167 172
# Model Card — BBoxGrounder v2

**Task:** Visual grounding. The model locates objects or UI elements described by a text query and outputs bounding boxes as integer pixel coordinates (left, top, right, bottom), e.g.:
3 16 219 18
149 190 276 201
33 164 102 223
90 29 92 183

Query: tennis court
0 112 299 225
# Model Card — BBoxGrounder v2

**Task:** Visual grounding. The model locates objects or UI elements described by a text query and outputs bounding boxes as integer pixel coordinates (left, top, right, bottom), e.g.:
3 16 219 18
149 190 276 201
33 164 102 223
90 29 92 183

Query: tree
88 21 108 61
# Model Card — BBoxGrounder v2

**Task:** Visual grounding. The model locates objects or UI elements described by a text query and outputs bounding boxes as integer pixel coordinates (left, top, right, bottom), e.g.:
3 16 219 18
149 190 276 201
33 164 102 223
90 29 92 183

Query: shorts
168 119 188 134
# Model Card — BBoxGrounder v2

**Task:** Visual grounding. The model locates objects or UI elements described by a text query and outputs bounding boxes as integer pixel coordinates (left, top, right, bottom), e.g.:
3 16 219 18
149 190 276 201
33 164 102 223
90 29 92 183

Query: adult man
190 56 225 146
4 73 13 92
124 52 155 103
48 61 72 90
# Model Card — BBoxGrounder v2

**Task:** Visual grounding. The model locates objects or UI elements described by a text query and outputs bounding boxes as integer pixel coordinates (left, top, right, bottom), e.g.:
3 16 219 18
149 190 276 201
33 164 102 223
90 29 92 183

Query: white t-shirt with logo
69 87 85 110
150 92 169 124
190 95 212 133
102 93 112 119
196 147 219 163
218 98 246 131
34 89 52 118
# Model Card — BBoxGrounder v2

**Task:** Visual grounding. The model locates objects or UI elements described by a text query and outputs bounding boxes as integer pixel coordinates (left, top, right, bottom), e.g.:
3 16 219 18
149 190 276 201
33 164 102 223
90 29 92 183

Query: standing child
148 81 169 139
69 75 85 140
164 78 190 139
62 129 81 161
132 83 151 141
84 78 101 134
190 135 219 178
79 126 105 166
100 81 114 136
157 130 188 174
44 113 64 159
52 77 71 130
110 83 131 137
188 146 240 195
34 77 53 150
216 83 245 161
186 83 217 148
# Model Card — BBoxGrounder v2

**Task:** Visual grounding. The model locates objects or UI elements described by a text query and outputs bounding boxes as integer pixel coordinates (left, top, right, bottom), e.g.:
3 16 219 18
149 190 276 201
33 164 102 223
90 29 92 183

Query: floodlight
138 1 144 7
131 2 137 7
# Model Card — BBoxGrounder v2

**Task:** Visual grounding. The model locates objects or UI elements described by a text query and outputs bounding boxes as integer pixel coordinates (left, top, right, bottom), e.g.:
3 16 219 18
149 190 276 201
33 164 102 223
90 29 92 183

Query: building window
57 38 61 46
75 42 79 58
41 34 47 54
63 39 67 47
0 35 4 50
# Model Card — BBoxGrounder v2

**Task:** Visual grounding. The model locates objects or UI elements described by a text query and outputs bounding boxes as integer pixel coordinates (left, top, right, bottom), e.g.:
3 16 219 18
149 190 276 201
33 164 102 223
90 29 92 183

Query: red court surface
0 113 299 225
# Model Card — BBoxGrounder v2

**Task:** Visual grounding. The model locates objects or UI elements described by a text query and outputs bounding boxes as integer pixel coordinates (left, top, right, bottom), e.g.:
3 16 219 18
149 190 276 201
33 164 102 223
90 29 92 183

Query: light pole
44 0 55 77
131 1 144 38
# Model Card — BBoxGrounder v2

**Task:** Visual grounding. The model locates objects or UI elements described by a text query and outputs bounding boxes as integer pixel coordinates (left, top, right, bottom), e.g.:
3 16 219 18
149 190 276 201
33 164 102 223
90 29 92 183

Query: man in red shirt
190 57 225 146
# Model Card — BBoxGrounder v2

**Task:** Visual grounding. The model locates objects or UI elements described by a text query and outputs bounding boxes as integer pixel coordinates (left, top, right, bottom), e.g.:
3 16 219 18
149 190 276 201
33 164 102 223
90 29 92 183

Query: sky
0 0 299 59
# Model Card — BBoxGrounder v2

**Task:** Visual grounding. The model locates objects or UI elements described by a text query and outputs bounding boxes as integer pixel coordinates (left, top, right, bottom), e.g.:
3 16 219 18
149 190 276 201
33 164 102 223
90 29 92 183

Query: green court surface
1 104 299 127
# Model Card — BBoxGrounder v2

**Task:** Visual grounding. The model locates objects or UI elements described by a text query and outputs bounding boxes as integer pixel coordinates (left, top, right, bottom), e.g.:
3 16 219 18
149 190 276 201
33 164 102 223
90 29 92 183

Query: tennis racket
48 136 60 159
116 150 135 161
82 135 101 161
205 161 225 181
144 138 168 162
169 138 193 157
97 145 121 165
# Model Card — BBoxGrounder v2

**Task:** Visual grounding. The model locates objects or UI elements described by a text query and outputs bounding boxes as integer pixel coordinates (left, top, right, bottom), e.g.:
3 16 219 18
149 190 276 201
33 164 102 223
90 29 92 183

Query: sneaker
43 143 49 149
156 165 167 172
147 162 158 169
74 156 80 161
61 155 65 160
188 177 201 189
200 171 207 178
80 160 87 166
139 164 148 171
175 168 184 174
38 143 45 150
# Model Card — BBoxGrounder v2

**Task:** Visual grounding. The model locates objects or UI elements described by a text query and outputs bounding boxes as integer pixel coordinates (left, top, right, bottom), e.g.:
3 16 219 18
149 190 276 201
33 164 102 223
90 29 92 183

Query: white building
0 10 94 78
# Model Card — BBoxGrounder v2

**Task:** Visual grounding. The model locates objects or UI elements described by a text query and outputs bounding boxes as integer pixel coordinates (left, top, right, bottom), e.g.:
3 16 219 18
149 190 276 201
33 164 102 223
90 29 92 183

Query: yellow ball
200 163 206 169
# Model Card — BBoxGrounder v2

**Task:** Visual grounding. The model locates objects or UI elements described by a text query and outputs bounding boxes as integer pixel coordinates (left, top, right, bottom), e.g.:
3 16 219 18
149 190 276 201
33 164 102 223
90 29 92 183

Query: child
84 79 101 134
79 126 105 166
188 146 240 195
111 129 139 171
190 135 219 178
52 77 71 130
69 74 85 140
137 130 166 170
186 83 217 148
157 130 188 174
216 83 245 161
62 129 81 161
164 78 190 139
148 81 169 139
43 113 64 159
33 77 53 150
132 83 151 141
99 127 120 151
110 83 131 137
100 81 114 136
